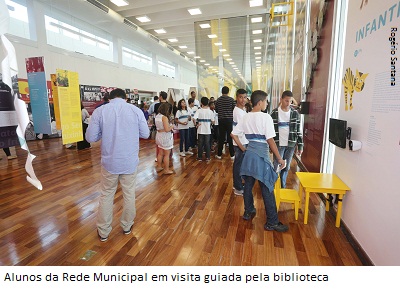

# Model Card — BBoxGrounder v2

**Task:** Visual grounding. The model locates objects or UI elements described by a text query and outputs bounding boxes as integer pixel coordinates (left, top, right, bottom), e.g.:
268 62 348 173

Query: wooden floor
0 138 363 266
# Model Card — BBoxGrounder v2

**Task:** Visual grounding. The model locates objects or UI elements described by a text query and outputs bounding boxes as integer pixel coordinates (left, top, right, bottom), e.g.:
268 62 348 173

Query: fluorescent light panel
251 17 263 23
254 46 262 49
179 45 187 49
154 29 166 34
187 51 195 54
168 38 178 42
136 16 151 22
249 0 263 7
253 39 262 43
208 34 217 39
188 8 202 15
110 0 129 6
199 23 210 28
214 42 222 46
252 30 262 34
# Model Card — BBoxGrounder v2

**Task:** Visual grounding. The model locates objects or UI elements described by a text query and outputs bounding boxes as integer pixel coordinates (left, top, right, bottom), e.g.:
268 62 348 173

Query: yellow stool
274 175 301 220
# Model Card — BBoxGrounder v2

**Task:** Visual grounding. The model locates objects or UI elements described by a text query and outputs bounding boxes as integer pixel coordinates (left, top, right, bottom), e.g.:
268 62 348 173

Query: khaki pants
97 166 137 237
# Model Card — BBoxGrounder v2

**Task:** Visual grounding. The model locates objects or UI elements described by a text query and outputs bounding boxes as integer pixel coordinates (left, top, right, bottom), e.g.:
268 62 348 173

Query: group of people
85 87 303 241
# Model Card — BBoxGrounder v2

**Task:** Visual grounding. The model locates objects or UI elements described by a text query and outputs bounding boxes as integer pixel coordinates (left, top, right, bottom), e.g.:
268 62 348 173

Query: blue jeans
197 134 211 160
273 146 296 188
243 175 279 225
189 127 197 148
179 129 189 152
233 145 246 191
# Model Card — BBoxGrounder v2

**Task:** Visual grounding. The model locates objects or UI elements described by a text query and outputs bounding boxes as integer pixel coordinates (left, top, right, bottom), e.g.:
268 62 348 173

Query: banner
25 56 52 134
0 79 18 148
0 0 42 189
57 69 82 145
50 74 61 129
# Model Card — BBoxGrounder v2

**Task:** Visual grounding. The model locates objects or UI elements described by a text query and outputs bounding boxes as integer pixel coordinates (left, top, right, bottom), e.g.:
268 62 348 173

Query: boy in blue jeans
231 90 288 232
193 97 214 161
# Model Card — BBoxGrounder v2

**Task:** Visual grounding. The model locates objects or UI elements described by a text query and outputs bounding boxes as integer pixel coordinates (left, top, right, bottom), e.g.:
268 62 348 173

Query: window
6 0 30 40
44 15 113 62
158 60 176 78
122 46 152 72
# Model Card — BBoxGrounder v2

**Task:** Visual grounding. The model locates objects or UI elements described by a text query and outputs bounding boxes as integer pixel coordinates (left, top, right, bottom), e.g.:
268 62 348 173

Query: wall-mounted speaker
300 101 310 114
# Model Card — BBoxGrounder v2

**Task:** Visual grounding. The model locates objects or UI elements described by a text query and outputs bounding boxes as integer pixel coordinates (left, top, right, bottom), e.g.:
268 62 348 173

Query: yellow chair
274 175 301 220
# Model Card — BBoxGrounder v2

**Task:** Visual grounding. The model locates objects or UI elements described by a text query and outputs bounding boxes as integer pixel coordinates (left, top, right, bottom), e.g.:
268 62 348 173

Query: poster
25 56 52 134
57 69 82 145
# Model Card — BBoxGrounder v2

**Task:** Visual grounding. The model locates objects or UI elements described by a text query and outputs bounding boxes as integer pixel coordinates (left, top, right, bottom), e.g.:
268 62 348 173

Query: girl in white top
175 99 193 156
155 103 174 174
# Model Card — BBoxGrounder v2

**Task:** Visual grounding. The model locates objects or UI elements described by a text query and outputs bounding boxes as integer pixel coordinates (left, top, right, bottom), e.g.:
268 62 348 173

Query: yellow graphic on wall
342 67 369 111
50 74 61 130
56 69 83 144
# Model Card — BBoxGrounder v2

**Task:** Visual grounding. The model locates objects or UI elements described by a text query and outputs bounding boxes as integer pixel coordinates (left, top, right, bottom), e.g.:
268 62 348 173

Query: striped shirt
215 95 235 120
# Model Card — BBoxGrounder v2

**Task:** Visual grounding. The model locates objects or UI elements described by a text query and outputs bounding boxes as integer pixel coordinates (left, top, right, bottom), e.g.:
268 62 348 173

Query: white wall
334 0 400 265
7 0 197 95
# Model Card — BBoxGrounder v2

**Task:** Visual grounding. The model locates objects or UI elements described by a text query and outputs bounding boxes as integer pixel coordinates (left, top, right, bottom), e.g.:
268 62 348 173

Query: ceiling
37 0 292 87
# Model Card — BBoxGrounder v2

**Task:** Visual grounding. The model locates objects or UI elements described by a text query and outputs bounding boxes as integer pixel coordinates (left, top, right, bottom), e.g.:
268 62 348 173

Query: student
270 90 303 188
155 103 174 175
208 100 218 151
231 90 288 232
77 101 91 150
193 97 214 162
215 86 235 160
232 88 248 196
175 99 193 157
187 98 198 150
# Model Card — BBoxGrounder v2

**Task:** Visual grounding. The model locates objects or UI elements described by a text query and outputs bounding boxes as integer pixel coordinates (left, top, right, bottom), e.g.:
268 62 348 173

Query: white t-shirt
213 110 218 126
232 106 248 146
278 107 290 146
175 109 190 130
188 106 197 128
194 107 214 135
232 112 275 144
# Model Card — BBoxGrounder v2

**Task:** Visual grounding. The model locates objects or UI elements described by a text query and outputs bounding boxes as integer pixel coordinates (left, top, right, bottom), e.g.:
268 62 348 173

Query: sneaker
230 156 235 161
215 155 222 159
179 152 186 157
264 222 289 232
222 146 226 154
188 147 192 151
97 231 108 242
7 155 17 160
242 208 256 220
185 151 193 155
206 158 211 162
197 158 203 161
233 188 243 196
123 225 133 235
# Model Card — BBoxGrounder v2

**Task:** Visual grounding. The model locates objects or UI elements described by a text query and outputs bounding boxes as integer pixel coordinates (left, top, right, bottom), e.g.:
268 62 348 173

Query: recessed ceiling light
136 16 151 23
214 42 222 46
249 0 263 7
154 29 166 34
251 17 263 23
255 57 261 59
226 58 232 61
179 45 187 49
204 63 210 66
208 34 218 39
194 56 201 59
255 52 261 55
223 54 230 57
110 0 129 6
219 49 227 52
188 8 202 15
256 60 261 63
187 51 195 54
252 30 262 34
229 62 234 65
168 38 178 42
253 39 262 43
254 46 262 49
199 60 206 62
199 23 211 29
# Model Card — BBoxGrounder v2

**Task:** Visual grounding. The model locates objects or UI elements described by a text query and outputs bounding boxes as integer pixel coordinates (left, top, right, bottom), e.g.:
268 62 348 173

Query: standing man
148 96 159 117
190 90 200 109
270 90 303 188
215 86 235 160
86 88 149 242
232 89 248 195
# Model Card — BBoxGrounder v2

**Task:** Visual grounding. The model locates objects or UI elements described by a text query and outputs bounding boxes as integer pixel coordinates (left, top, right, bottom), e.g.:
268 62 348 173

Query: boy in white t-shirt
193 97 214 162
232 88 248 196
187 98 198 150
231 90 288 233
270 90 303 188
